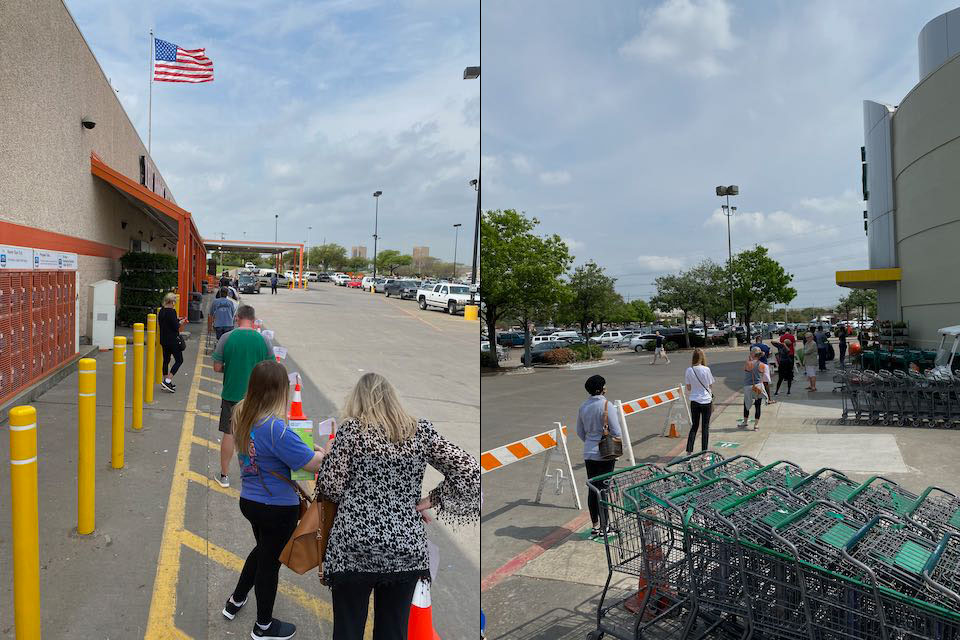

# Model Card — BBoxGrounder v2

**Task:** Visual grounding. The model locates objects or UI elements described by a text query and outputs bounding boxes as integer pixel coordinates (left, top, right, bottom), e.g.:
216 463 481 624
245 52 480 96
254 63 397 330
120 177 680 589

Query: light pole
274 214 279 271
306 226 312 270
452 223 462 280
716 185 739 346
372 191 382 278
464 65 480 311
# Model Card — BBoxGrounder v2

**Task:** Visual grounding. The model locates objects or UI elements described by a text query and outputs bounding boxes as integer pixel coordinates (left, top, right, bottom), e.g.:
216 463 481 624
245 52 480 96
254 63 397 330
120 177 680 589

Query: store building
838 6 960 347
0 0 206 406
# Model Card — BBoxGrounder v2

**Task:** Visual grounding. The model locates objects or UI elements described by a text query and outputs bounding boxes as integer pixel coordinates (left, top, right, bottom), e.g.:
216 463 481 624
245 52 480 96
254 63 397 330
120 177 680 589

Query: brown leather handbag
269 472 338 579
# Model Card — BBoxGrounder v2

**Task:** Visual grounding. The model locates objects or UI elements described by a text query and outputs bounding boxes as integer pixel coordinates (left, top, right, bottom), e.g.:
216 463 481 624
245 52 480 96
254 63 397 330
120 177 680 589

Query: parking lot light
372 191 382 278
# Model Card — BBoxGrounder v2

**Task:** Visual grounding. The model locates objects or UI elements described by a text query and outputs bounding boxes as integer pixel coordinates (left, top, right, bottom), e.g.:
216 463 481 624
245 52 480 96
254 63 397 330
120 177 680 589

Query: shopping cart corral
583 452 960 640
836 367 960 427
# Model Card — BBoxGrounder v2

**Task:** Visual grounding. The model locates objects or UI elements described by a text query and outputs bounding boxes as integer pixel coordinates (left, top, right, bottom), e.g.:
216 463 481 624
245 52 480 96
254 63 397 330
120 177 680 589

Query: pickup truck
417 283 472 314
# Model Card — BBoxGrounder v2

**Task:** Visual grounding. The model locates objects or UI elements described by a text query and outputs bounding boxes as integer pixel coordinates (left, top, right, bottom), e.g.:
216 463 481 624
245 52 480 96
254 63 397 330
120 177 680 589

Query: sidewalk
482 363 960 639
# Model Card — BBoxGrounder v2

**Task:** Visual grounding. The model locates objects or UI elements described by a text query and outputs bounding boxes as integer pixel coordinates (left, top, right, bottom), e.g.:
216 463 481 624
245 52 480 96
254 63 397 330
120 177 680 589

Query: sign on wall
0 245 77 270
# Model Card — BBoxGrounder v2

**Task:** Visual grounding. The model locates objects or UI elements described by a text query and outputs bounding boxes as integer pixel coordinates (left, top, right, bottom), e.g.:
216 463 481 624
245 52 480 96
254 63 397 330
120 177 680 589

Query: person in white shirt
683 348 715 454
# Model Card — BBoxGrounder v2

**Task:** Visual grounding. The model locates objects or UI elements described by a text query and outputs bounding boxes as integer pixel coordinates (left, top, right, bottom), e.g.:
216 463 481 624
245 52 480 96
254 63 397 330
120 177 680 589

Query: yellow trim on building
835 268 902 288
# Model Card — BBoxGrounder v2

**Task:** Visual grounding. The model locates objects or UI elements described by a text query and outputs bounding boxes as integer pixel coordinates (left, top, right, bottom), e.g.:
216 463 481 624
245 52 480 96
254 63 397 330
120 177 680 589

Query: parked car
550 330 582 341
481 340 505 360
332 274 350 286
304 271 319 282
629 334 658 352
531 335 558 346
496 332 526 347
257 270 289 287
385 279 418 299
346 278 363 288
589 330 630 346
244 262 257 270
530 340 569 363
237 274 260 294
361 276 376 290
316 272 332 282
374 277 395 293
417 283 472 314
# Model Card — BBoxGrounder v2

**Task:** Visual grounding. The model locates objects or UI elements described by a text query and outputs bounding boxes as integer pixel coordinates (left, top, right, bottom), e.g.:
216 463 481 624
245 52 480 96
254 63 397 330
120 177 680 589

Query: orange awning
90 152 205 316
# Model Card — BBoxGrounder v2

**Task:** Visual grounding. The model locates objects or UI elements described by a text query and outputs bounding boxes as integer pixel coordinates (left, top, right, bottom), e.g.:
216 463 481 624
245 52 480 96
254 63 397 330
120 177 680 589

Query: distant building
351 246 367 259
412 246 430 260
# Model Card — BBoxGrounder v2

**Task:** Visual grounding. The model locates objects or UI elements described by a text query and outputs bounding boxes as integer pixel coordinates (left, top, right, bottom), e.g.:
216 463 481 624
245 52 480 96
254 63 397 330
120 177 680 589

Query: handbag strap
267 469 312 504
602 399 610 437
692 366 710 394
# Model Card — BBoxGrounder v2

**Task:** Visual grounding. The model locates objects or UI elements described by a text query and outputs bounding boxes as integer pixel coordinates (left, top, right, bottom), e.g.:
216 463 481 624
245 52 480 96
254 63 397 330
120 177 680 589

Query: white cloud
562 237 584 251
798 189 863 216
704 208 833 236
511 154 533 172
619 0 736 78
636 255 685 272
539 170 571 185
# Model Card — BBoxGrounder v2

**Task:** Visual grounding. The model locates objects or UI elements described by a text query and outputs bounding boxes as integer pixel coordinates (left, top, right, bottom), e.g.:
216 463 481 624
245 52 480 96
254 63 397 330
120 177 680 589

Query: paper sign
273 346 287 360
58 252 77 270
33 249 60 270
0 245 33 270
316 418 335 441
288 419 316 481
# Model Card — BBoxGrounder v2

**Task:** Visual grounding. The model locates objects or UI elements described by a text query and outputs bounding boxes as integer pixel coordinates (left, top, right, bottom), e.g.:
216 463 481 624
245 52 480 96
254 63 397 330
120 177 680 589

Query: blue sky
67 0 479 262
481 0 956 307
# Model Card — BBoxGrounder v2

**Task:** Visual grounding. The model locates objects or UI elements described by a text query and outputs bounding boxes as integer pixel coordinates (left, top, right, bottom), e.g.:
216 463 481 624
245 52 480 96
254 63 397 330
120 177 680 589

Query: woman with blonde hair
803 332 819 391
315 372 480 640
222 360 326 640
738 347 768 430
158 292 186 393
684 348 715 454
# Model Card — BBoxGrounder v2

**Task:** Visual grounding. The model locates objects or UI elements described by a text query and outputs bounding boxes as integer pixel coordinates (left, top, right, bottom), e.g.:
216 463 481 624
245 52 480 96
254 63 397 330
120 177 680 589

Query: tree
847 288 877 320
480 209 572 367
375 249 413 276
346 256 369 273
728 246 796 334
687 259 727 332
629 299 656 324
835 295 854 322
650 271 702 348
559 262 618 338
309 244 347 271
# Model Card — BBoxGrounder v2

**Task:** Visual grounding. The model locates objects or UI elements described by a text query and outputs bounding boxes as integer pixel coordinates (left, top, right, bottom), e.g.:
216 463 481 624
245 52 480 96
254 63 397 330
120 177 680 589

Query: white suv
590 330 629 346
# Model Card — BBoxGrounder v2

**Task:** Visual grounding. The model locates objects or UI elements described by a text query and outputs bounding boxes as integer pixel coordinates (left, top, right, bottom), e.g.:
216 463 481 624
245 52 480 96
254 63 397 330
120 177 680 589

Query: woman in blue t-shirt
221 360 326 640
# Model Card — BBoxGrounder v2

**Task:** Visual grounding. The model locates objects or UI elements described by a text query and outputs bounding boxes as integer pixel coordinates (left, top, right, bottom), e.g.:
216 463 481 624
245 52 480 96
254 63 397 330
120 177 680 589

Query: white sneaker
215 473 230 488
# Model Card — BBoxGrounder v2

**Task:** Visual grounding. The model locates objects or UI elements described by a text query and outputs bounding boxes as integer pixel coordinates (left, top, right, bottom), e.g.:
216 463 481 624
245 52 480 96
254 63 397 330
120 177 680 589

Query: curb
565 359 618 370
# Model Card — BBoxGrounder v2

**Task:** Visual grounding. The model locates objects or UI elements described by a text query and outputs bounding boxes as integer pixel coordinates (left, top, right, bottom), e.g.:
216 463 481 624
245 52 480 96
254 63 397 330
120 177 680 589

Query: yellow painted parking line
191 435 219 451
197 388 220 401
199 374 221 385
201 363 215 371
187 469 240 499
196 410 219 422
383 297 445 332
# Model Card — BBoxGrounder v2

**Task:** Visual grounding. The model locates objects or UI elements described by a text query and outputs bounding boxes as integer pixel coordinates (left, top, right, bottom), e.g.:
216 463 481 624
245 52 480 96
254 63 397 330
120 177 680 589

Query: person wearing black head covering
576 374 622 538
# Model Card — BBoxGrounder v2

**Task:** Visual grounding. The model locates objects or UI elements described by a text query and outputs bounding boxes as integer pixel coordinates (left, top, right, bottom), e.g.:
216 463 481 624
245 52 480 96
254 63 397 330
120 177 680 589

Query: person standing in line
803 332 819 392
780 327 797 357
270 273 279 295
220 272 232 288
158 293 186 393
738 347 767 430
211 287 237 340
814 324 829 371
314 372 480 640
773 338 795 395
750 335 774 404
212 304 274 488
650 331 670 365
684 348 715 454
223 361 328 640
576 374 622 538
837 324 848 368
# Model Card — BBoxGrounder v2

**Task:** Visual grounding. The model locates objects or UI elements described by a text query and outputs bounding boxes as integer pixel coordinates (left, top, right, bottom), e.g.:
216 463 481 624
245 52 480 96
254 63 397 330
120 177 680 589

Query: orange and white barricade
616 386 692 466
480 422 581 510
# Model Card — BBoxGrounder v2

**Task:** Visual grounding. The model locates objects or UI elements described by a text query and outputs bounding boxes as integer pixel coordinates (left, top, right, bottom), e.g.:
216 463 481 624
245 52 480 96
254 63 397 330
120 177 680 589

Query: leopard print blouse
313 418 480 584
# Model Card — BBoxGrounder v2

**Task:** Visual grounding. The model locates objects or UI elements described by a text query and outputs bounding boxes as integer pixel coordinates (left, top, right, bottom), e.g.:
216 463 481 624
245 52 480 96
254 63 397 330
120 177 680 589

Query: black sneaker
160 380 176 393
252 619 296 639
222 596 246 620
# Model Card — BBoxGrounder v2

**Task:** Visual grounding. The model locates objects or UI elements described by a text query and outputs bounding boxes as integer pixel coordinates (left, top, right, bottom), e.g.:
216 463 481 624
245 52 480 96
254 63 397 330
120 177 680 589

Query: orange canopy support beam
90 152 204 317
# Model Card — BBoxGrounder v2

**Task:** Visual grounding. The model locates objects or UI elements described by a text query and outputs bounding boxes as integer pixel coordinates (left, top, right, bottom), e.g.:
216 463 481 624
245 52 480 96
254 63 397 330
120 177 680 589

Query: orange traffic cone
288 382 307 420
667 422 679 438
408 579 441 640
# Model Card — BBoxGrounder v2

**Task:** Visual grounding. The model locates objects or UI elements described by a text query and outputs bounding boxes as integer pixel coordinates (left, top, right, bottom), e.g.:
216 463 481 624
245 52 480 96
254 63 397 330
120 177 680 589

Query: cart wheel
881 417 890 426
586 631 604 640
898 417 906 427
838 417 846 425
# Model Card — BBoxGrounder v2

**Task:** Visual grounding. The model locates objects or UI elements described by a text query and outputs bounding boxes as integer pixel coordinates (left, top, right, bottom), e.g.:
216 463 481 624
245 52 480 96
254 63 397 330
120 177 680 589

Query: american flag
153 38 214 83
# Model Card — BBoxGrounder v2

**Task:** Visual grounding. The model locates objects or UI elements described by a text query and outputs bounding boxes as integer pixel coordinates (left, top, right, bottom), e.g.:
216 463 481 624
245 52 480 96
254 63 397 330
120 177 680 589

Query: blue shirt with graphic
238 416 315 505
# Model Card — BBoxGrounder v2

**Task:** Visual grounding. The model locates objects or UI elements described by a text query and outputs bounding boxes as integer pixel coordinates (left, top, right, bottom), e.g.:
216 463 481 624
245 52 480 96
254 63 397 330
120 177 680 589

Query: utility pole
716 185 739 347
372 191 382 277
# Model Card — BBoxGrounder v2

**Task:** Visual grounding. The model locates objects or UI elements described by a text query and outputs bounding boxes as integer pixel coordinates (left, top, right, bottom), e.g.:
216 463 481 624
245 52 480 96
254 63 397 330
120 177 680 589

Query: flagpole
148 29 153 154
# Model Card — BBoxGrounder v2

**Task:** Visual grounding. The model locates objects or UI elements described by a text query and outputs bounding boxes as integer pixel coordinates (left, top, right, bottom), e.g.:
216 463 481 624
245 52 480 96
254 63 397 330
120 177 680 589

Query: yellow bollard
132 323 144 430
9 405 41 638
112 335 126 469
146 314 156 404
464 304 479 321
78 358 96 534
155 307 163 384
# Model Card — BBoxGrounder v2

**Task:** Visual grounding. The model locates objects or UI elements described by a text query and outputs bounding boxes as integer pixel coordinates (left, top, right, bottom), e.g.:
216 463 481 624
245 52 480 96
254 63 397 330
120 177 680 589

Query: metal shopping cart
909 487 960 538
791 467 861 504
665 450 726 475
845 476 923 520
699 455 764 482
742 459 809 492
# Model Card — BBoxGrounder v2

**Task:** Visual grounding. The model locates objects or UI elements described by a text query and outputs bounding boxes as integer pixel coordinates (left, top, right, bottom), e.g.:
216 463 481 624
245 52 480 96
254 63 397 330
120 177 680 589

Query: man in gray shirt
576 374 623 538
814 325 829 371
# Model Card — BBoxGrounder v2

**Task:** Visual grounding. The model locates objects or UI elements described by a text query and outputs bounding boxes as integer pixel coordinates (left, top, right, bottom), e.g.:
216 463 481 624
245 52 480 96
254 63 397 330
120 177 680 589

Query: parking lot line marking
191 435 220 451
187 469 240 499
195 410 219 422
383 298 445 332
198 374 221 385
197 388 220 400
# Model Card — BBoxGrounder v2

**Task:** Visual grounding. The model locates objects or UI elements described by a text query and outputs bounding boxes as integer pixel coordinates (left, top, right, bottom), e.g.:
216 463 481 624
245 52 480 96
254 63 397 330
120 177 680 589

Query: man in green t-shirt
212 304 273 487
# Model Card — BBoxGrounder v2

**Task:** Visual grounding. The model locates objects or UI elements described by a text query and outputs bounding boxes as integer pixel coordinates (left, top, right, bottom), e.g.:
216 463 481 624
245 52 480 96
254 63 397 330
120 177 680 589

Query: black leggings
686 401 712 453
161 344 183 377
585 458 617 526
331 575 419 640
744 395 762 420
232 498 300 625
776 369 793 394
